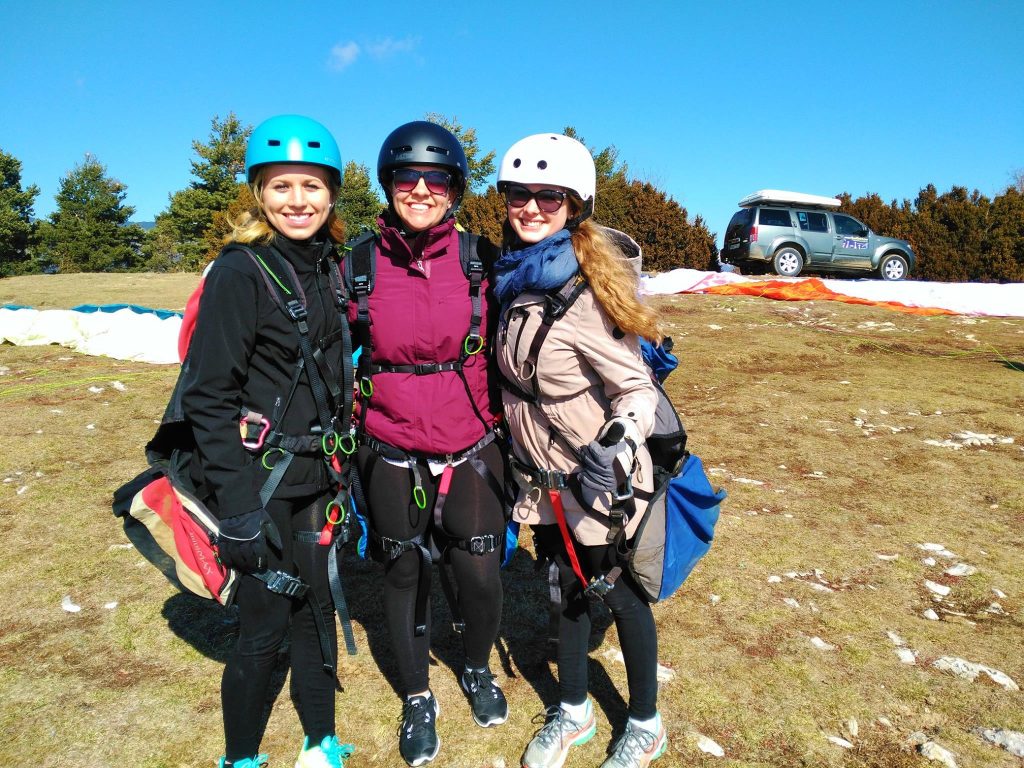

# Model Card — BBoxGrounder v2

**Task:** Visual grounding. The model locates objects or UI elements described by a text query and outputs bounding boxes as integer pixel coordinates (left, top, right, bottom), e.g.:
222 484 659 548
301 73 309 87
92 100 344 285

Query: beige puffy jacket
496 253 658 546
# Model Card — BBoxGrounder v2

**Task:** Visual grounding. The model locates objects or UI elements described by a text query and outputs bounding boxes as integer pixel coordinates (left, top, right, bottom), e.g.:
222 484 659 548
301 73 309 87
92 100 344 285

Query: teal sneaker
295 734 355 768
216 755 268 768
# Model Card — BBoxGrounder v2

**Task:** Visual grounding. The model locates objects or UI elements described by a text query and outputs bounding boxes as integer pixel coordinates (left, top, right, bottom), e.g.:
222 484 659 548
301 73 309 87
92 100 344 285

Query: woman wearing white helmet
493 133 668 768
181 114 355 768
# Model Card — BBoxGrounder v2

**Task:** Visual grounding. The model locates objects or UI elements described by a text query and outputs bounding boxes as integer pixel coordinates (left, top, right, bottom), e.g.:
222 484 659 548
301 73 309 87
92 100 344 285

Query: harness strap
252 564 343 689
370 361 462 375
548 490 589 588
294 530 358 657
360 428 497 466
371 530 432 636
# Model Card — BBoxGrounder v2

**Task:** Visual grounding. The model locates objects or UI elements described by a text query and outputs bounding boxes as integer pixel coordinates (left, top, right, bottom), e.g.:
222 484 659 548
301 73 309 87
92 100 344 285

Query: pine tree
37 154 145 272
144 112 251 271
336 161 383 238
424 113 496 195
0 148 40 275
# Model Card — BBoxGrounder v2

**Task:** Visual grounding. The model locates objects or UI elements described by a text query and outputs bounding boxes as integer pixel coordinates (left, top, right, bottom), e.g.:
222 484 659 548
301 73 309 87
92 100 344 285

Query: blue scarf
493 229 579 311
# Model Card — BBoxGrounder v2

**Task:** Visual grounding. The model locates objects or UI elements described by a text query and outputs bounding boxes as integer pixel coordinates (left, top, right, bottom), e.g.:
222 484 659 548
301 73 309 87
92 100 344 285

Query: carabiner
322 431 339 457
463 334 485 356
413 486 427 510
360 377 374 398
324 500 345 526
338 432 357 456
261 447 285 470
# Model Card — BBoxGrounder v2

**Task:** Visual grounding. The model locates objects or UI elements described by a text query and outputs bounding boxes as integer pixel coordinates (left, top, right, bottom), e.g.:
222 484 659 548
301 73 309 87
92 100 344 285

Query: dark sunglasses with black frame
391 168 453 195
502 184 568 213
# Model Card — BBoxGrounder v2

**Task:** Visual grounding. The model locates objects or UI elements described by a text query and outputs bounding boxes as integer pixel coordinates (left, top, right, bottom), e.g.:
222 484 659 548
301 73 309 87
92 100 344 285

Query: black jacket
181 235 347 519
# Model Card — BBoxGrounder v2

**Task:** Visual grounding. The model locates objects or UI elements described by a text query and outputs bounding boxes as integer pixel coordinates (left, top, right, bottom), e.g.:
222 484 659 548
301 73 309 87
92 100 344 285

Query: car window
758 208 792 227
833 214 866 236
796 210 829 232
725 209 753 239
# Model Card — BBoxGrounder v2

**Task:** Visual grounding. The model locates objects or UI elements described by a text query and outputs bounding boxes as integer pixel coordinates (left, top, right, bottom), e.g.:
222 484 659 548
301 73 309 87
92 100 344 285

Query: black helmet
377 121 469 209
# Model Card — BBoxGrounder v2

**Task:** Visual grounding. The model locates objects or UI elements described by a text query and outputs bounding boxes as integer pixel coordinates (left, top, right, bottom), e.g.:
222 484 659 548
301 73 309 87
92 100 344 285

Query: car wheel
878 253 908 281
773 247 804 277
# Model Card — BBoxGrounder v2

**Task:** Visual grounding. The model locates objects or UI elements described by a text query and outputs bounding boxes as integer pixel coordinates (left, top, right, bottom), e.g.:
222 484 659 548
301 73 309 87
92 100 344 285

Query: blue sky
3 1 1022 248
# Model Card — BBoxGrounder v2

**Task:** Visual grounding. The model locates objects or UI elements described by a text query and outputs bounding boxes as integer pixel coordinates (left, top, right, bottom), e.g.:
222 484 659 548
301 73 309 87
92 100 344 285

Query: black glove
579 419 637 493
216 508 282 574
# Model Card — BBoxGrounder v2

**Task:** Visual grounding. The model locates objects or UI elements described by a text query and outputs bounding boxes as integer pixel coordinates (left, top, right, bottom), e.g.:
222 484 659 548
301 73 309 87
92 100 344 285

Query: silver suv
720 190 916 280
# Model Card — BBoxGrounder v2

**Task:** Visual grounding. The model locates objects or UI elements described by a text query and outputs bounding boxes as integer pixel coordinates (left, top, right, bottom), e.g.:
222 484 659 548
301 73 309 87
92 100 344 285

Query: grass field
1 274 1022 768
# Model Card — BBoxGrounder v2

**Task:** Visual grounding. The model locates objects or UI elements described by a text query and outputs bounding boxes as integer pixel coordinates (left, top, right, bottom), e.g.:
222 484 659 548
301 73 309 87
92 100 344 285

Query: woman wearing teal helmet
180 114 354 768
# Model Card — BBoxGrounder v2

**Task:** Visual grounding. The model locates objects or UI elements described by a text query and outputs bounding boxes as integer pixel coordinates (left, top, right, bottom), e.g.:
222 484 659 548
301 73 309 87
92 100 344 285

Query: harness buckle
584 573 616 599
542 469 569 490
467 535 496 555
262 570 309 599
285 299 308 322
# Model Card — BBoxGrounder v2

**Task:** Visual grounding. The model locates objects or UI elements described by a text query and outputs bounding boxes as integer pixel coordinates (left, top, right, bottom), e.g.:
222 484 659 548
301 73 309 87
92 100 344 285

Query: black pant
222 492 337 761
358 442 506 694
533 523 659 720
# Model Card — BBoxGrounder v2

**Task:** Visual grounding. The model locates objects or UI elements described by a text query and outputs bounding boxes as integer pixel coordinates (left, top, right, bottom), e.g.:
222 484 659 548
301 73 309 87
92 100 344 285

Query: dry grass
1 276 1022 767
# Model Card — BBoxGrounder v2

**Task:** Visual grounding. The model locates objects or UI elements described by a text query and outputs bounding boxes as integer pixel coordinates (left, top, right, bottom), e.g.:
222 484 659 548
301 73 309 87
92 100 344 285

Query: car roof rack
738 189 841 209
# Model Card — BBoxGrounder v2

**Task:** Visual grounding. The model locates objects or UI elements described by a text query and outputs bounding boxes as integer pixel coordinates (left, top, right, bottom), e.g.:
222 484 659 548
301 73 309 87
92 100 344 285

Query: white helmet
497 133 596 223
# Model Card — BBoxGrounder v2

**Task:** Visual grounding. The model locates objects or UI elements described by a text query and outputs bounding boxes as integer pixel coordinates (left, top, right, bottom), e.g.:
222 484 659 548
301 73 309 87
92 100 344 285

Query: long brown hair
571 215 663 344
226 166 346 245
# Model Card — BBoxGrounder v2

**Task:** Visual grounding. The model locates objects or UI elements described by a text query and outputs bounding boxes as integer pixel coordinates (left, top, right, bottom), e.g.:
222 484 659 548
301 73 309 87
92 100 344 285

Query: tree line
1 114 1021 282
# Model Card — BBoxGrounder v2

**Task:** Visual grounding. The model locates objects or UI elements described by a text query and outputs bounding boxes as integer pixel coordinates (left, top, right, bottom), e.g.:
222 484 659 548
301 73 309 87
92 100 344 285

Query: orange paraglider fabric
702 278 957 316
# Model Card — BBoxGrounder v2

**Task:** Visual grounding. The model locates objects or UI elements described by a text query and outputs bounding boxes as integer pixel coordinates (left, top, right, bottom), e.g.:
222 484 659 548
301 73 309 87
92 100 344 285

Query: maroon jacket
348 216 501 455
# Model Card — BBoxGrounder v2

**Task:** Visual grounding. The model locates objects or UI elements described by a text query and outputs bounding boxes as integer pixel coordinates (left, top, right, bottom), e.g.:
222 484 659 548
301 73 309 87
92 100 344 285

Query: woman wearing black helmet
347 120 508 766
181 114 355 768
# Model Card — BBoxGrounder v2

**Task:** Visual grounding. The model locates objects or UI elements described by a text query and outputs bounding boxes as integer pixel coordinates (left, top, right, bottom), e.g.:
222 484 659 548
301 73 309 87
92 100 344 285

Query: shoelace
401 698 435 737
466 670 500 697
609 724 658 762
319 736 355 766
534 706 585 747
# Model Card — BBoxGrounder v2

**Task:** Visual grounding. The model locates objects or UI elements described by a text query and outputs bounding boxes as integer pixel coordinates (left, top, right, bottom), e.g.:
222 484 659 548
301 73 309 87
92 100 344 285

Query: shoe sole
473 710 509 728
522 721 596 768
461 678 509 728
406 738 440 768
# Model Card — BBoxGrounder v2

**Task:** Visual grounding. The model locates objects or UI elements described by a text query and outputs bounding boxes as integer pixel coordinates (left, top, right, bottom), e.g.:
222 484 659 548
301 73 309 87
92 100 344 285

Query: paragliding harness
500 272 726 603
342 229 513 636
113 243 360 690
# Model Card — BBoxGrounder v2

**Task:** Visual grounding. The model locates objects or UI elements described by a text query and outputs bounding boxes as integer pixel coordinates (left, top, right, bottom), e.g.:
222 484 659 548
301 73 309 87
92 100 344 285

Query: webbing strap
371 531 433 636
293 530 358 659
548 490 589 588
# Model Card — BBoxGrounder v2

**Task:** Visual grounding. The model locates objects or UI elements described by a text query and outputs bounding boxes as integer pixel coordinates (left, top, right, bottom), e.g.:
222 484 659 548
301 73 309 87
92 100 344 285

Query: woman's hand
216 509 282 574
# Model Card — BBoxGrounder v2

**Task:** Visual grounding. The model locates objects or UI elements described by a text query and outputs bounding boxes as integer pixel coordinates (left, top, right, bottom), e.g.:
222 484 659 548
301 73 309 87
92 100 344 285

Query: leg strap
370 530 432 637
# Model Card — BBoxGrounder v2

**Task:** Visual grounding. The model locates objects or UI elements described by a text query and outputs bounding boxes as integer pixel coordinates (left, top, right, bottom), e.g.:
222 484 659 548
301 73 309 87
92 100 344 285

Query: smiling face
259 163 334 240
390 164 456 233
506 183 571 244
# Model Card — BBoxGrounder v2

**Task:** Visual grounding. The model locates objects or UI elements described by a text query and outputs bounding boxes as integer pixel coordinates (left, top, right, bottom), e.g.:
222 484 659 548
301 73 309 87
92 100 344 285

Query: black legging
358 441 506 694
222 492 337 761
533 523 659 721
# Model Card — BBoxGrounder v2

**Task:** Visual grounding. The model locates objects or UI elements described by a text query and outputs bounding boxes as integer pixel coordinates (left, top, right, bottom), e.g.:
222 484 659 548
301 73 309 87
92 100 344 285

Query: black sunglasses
503 184 567 213
391 168 452 195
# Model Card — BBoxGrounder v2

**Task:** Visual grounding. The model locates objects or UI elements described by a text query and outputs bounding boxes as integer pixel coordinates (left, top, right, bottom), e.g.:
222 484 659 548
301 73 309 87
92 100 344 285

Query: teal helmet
245 114 342 185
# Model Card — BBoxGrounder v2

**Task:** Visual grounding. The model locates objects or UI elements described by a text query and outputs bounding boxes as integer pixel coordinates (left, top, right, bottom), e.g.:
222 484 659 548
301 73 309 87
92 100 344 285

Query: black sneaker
399 694 440 766
460 668 509 727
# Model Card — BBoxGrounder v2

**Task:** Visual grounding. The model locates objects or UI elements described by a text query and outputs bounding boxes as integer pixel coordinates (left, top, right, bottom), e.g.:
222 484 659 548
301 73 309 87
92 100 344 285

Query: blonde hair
226 167 346 245
571 215 664 344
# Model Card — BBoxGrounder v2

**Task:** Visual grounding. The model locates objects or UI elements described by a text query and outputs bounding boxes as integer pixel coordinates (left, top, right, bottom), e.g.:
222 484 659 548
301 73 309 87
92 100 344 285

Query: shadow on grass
1000 359 1024 372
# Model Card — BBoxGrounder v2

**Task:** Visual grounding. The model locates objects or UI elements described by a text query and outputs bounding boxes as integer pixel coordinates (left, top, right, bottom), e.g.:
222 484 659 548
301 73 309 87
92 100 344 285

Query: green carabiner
413 486 427 510
463 335 485 356
324 500 345 525
339 432 357 456
261 447 285 470
322 431 339 457
360 378 374 398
